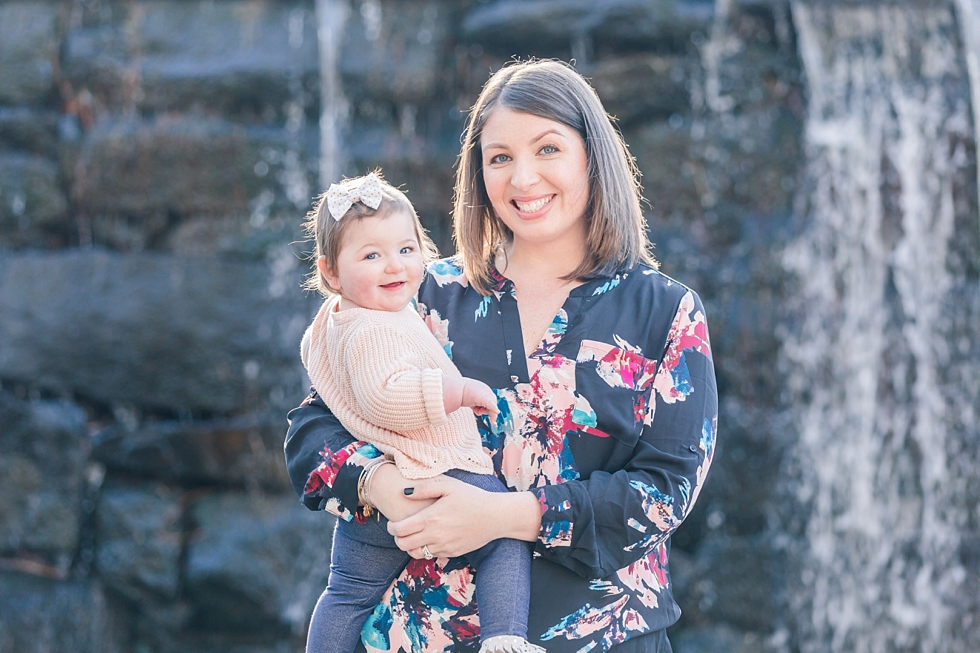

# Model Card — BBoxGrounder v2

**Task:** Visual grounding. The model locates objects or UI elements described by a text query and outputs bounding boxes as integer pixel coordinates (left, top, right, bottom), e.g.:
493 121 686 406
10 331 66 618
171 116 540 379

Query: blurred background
0 0 978 652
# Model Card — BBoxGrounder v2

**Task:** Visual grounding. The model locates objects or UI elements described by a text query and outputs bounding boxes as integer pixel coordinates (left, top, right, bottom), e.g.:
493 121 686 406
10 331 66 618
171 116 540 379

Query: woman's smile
512 194 555 216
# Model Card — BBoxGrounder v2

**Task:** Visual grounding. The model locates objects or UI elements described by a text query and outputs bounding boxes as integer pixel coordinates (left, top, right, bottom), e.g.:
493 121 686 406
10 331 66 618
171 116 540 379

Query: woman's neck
500 237 587 284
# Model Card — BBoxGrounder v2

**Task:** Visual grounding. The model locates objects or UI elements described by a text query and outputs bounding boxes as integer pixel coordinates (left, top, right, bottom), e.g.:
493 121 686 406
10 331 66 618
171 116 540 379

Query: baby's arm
344 325 497 429
442 375 499 418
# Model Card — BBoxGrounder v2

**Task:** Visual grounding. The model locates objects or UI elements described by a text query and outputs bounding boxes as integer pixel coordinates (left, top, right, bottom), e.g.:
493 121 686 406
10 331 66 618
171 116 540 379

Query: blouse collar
487 259 633 299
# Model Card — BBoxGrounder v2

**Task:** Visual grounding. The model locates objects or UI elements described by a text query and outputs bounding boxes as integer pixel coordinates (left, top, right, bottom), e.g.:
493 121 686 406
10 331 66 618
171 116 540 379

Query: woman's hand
387 476 541 559
364 463 435 522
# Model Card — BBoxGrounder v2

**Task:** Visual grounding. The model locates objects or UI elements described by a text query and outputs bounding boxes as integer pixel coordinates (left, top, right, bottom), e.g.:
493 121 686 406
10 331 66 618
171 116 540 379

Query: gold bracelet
357 457 386 506
358 457 394 513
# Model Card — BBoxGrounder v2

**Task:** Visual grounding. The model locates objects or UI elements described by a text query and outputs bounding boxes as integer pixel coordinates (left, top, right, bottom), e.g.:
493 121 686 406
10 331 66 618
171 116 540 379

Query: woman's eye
540 144 559 155
488 153 510 165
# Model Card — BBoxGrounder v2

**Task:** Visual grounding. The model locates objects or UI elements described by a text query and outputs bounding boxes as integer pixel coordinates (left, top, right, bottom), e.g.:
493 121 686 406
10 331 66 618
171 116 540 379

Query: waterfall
315 0 349 188
955 0 980 224
782 3 980 652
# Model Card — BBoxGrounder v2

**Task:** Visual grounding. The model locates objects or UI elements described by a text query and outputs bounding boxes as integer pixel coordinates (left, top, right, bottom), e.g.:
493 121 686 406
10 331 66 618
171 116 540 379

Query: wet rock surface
92 414 293 491
0 2 60 106
0 571 123 653
62 0 319 119
0 394 88 562
184 493 332 634
96 481 184 602
0 153 69 248
0 250 315 414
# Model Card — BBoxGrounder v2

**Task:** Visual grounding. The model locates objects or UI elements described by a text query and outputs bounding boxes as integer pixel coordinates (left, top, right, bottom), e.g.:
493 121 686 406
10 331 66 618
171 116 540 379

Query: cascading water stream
782 2 980 651
315 0 348 188
955 0 980 226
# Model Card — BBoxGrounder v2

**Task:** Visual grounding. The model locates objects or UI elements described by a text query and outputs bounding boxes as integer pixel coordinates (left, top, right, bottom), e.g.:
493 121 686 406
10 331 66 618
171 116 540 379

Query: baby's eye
540 144 559 155
400 246 415 254
364 252 379 260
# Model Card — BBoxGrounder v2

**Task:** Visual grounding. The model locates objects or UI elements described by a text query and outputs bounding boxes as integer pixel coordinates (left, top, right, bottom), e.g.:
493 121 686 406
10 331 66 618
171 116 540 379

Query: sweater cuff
421 368 449 427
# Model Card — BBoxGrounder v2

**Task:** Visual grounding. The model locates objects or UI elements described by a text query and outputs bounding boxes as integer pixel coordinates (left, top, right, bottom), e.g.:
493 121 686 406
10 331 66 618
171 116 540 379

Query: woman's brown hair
453 59 657 295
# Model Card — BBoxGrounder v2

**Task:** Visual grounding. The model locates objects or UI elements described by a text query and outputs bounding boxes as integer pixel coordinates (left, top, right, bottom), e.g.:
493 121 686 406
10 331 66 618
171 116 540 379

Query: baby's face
325 210 425 312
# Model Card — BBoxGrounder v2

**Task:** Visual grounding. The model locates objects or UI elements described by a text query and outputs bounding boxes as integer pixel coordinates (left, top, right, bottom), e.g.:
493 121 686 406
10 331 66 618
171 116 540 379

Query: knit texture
301 297 494 479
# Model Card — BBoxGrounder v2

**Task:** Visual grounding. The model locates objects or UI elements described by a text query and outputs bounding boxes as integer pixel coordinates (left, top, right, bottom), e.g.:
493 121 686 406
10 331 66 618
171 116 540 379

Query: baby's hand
461 378 499 419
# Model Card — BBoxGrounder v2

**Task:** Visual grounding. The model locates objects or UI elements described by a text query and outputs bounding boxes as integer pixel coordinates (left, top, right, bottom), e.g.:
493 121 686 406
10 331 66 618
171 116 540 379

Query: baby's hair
303 170 439 296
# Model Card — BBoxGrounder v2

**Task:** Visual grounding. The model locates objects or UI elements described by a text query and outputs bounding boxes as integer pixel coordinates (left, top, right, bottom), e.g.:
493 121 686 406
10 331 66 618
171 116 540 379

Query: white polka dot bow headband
325 173 384 221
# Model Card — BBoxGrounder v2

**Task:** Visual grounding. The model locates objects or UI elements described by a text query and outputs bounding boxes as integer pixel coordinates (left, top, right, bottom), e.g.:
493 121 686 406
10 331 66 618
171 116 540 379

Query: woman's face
480 107 590 253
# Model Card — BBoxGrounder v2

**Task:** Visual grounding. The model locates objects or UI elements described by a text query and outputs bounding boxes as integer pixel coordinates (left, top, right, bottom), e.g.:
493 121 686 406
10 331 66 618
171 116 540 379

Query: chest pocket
574 339 660 447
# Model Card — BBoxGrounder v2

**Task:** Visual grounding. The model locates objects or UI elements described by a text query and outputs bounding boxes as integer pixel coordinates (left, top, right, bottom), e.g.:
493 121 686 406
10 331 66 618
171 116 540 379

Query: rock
340 1 452 104
337 0 459 241
590 55 690 126
628 121 702 223
184 493 333 634
63 0 319 120
0 2 59 105
675 535 776 633
71 117 318 254
462 0 713 54
670 623 768 653
96 481 183 602
0 107 60 157
0 152 70 247
0 250 317 415
76 117 258 217
0 571 122 653
0 393 88 561
92 414 292 491
155 638 303 653
591 0 715 50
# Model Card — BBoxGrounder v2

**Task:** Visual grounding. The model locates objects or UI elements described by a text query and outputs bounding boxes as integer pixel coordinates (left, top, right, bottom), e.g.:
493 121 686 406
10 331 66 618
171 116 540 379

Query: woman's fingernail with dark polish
403 487 414 495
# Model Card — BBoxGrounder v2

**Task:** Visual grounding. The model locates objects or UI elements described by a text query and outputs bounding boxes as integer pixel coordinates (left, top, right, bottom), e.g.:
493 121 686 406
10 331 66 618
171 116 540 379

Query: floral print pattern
419 304 453 359
285 262 717 653
365 560 480 653
427 257 468 288
653 291 711 405
304 442 383 523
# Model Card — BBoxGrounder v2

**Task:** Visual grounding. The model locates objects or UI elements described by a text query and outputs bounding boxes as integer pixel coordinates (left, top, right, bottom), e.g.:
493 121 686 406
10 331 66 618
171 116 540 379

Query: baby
300 171 542 653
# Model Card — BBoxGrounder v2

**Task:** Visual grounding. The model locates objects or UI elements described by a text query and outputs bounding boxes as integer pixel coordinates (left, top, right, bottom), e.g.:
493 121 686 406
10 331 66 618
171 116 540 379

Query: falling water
781 3 980 652
315 0 349 187
267 4 313 302
955 0 980 217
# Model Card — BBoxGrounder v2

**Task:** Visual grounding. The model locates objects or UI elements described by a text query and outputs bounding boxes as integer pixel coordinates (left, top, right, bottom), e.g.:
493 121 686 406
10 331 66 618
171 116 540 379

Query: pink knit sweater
300 297 494 479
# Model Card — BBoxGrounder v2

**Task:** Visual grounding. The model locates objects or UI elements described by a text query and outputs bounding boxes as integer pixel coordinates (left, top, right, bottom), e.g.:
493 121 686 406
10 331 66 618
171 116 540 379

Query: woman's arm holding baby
388 477 541 559
285 392 433 521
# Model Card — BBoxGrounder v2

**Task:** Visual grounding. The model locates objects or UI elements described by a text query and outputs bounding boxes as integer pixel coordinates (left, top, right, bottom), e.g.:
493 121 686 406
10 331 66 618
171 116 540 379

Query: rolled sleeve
284 392 384 521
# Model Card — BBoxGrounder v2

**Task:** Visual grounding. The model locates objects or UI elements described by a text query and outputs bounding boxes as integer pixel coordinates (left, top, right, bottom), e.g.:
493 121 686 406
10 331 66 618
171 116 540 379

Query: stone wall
0 1 329 652
1 1 978 653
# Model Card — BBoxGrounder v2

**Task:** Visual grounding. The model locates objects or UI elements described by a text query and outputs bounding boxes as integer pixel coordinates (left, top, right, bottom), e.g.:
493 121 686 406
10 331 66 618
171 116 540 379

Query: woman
286 60 717 653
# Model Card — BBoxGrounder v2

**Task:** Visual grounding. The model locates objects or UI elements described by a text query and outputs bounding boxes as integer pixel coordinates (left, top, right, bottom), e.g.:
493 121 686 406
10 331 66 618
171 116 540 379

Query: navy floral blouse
285 257 717 653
